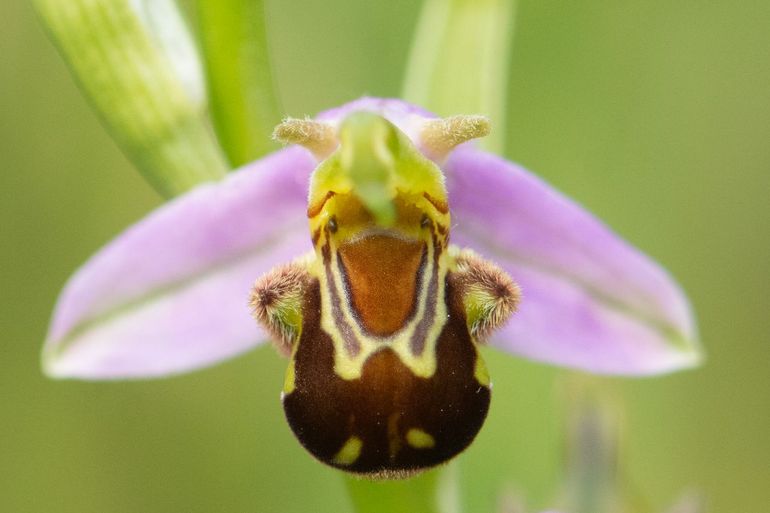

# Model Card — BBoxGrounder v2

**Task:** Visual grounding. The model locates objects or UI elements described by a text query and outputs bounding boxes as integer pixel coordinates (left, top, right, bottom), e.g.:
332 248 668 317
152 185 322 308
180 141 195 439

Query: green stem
344 466 459 513
196 0 280 167
35 0 228 198
557 377 626 513
403 0 516 153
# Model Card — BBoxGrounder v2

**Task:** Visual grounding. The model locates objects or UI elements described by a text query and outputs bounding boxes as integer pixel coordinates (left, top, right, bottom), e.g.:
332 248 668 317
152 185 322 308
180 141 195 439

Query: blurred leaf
36 0 228 197
403 0 516 153
196 0 280 167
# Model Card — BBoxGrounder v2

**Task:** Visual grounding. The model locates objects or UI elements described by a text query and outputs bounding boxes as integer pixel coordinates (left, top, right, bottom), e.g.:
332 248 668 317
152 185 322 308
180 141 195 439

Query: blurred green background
2 0 769 512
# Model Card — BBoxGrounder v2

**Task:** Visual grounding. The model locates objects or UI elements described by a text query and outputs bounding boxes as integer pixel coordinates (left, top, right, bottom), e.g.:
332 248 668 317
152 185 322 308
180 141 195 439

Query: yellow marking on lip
406 428 435 449
473 347 490 387
318 231 449 381
333 436 363 466
283 358 296 394
305 130 454 381
309 205 451 380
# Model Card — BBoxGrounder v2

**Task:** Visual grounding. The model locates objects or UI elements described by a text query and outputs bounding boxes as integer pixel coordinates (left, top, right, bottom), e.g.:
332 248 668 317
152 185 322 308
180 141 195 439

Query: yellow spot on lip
406 428 435 449
333 436 363 466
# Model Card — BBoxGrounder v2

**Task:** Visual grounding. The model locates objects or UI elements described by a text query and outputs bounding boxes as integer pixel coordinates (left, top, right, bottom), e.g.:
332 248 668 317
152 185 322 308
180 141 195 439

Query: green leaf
196 0 280 167
403 0 516 153
36 0 228 197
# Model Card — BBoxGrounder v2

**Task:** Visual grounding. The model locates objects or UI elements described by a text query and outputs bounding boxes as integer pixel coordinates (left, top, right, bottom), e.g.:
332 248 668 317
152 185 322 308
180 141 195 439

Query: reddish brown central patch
338 235 425 336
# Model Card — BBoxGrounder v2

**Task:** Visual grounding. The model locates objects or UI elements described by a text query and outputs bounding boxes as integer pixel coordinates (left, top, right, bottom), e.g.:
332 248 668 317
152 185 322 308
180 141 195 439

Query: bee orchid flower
43 97 700 477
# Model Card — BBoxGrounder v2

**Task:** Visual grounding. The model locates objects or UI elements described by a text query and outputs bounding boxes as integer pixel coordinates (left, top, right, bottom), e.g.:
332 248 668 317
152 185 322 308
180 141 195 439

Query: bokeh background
2 0 769 512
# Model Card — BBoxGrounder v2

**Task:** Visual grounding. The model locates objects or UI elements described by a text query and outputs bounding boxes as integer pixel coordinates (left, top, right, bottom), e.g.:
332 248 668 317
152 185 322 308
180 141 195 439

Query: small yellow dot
333 436 363 465
406 428 435 449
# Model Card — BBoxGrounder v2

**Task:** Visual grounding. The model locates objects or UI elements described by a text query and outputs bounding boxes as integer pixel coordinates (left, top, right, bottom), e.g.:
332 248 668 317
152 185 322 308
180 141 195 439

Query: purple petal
44 147 316 379
446 147 700 375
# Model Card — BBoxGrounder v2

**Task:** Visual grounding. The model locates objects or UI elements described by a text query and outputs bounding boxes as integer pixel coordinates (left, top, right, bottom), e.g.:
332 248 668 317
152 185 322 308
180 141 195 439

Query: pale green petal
403 0 516 152
36 0 228 197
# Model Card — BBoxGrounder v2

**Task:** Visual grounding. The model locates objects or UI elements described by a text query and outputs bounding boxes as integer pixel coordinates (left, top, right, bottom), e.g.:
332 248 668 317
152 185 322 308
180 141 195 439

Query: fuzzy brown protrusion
250 259 313 357
273 117 338 160
449 246 521 342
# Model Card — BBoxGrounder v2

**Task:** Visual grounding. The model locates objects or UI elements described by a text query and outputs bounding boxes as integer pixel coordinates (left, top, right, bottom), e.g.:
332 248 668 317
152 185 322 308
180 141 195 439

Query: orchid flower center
251 111 519 478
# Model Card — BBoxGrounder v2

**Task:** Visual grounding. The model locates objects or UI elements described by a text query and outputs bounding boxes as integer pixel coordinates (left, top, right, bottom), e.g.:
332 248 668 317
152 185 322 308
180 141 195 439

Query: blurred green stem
196 0 280 167
345 466 458 513
556 377 626 513
403 0 516 153
36 0 228 198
